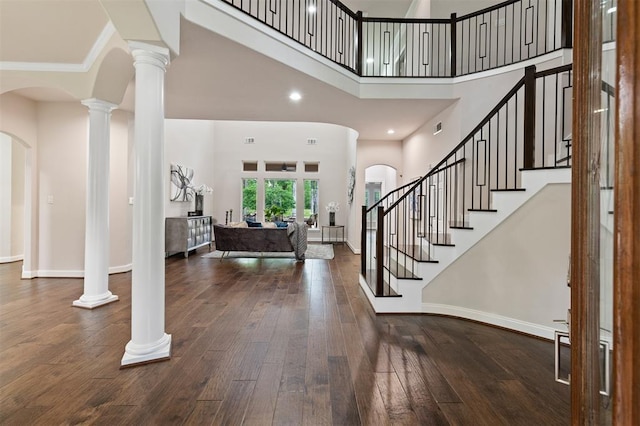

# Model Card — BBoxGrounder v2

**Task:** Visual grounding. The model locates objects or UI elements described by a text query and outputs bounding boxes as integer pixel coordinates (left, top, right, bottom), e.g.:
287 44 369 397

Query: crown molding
0 22 115 73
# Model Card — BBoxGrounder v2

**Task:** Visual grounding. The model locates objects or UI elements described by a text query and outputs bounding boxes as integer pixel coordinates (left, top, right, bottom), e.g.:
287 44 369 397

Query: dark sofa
213 222 307 261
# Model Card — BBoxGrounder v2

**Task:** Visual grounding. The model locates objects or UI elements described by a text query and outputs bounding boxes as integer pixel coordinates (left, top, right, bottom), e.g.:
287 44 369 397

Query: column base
72 293 119 309
120 333 172 368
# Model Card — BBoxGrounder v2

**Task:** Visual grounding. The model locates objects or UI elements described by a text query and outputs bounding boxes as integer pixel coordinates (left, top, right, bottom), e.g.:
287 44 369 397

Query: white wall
36 102 88 274
164 119 217 219
11 138 25 259
430 0 503 18
402 101 460 183
212 121 350 237
28 101 132 276
406 0 430 18
365 165 397 196
110 110 133 270
164 120 353 243
345 128 358 251
0 93 38 276
0 133 12 260
402 54 565 182
423 183 571 337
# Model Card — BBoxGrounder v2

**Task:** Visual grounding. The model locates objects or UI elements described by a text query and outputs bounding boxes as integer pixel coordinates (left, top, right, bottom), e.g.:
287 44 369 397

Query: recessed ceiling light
366 57 374 64
387 129 395 135
308 5 316 13
289 91 302 101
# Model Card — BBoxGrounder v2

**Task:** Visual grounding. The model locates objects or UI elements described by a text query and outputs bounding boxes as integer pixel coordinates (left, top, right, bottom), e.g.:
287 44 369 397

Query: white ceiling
1 0 455 140
0 0 108 63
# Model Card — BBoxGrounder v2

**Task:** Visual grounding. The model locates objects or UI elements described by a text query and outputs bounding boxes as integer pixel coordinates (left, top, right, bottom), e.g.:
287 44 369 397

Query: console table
321 225 345 244
165 216 212 257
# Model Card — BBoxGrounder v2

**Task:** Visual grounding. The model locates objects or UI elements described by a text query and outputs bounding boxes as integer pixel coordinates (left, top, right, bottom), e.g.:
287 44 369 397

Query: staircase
360 64 616 323
361 167 571 314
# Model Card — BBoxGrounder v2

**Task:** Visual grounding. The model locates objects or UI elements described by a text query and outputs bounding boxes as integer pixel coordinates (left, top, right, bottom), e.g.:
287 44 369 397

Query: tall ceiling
0 0 454 140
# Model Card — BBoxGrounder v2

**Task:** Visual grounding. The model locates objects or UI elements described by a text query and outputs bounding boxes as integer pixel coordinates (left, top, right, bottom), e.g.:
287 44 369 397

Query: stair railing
362 63 580 296
216 0 576 78
360 177 421 276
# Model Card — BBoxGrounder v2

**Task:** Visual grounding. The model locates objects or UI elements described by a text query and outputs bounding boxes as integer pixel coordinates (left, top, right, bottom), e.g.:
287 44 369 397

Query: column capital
81 98 117 113
128 41 170 70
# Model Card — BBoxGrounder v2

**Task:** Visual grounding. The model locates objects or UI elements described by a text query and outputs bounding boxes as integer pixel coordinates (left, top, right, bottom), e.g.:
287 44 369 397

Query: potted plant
264 205 285 222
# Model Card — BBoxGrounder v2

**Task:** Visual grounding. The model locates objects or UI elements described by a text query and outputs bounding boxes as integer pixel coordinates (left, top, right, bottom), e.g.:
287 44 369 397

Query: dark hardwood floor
0 245 570 425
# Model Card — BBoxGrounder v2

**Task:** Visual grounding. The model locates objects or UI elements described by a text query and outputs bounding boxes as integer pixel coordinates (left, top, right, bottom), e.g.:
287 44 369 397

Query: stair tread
424 233 453 245
385 261 422 280
468 208 498 212
392 244 439 262
520 165 571 171
491 188 526 192
449 221 473 229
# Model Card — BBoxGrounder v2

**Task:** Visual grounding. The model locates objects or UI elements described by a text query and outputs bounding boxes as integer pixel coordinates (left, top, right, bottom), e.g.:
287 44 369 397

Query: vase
195 194 204 216
329 211 335 226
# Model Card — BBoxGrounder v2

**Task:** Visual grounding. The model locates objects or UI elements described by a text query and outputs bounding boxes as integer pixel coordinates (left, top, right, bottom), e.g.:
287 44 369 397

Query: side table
321 225 345 244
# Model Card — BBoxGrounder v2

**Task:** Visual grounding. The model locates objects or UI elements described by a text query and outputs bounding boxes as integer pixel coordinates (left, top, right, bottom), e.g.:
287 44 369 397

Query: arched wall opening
0 131 33 277
364 164 397 229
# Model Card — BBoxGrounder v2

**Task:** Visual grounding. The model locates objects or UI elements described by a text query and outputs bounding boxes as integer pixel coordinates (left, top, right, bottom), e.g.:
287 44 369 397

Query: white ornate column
73 99 119 309
121 42 171 367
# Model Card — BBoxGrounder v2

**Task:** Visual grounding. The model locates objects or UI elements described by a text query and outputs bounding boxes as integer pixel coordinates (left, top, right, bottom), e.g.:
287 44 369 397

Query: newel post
523 65 536 169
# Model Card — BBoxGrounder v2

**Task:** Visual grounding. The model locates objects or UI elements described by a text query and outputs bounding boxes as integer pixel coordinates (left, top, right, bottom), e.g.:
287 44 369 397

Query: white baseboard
346 241 360 254
0 254 24 263
109 263 132 274
422 302 561 340
22 263 133 279
34 270 84 278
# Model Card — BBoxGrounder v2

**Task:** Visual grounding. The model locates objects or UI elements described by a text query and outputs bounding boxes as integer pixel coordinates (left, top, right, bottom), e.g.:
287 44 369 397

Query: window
265 162 296 172
242 178 257 221
243 161 258 172
304 179 319 228
304 162 319 172
264 179 296 221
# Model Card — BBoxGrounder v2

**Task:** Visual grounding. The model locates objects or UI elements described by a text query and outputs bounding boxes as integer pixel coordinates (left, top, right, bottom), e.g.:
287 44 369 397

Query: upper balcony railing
217 0 616 78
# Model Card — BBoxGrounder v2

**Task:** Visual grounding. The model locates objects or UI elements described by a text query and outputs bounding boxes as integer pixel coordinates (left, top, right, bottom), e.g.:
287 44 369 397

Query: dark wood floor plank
328 356 361 425
374 371 420 424
212 379 256 425
0 245 571 424
243 361 284 425
340 322 393 425
235 341 269 381
302 316 331 425
184 400 221 426
273 390 304 425
279 330 309 393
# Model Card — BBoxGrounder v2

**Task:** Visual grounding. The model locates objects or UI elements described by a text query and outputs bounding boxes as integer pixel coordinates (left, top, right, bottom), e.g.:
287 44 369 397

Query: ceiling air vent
433 122 442 135
307 138 317 145
244 137 255 144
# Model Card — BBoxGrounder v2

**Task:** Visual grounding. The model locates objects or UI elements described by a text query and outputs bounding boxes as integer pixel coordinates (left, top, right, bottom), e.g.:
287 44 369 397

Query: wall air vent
433 122 442 135
307 138 317 145
245 137 255 144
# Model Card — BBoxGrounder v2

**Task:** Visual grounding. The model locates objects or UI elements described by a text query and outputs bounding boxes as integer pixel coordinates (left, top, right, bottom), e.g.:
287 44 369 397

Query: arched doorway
0 131 31 276
364 164 397 229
